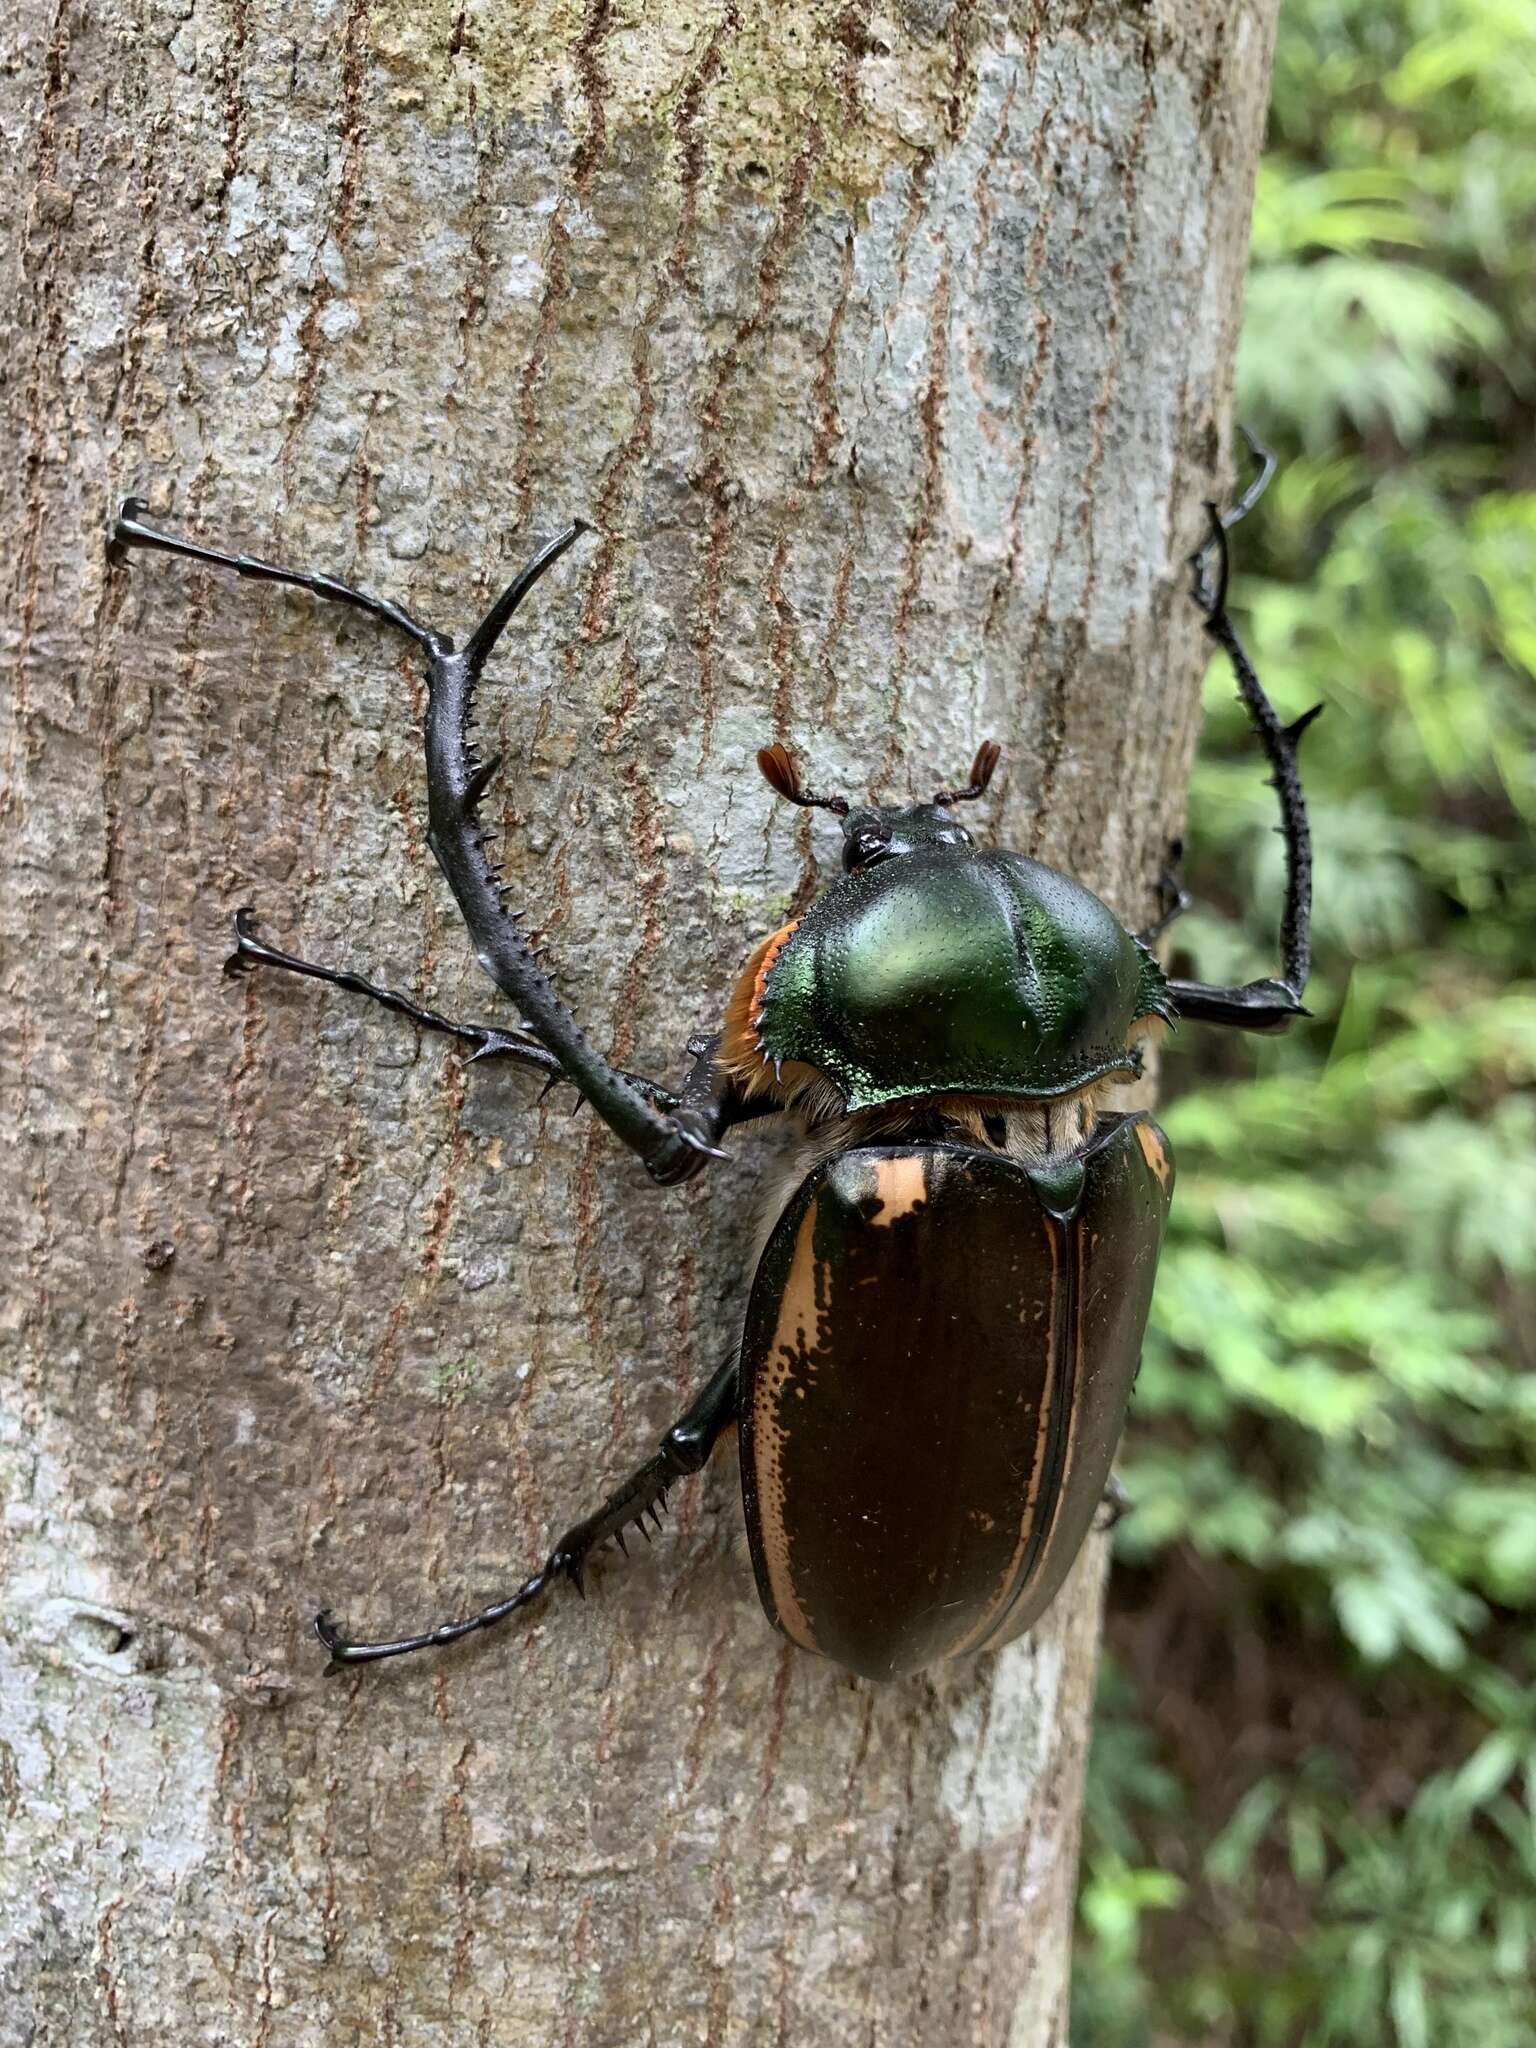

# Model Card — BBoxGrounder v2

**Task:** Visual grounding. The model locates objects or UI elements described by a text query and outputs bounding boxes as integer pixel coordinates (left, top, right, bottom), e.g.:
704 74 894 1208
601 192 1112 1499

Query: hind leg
315 1354 740 1667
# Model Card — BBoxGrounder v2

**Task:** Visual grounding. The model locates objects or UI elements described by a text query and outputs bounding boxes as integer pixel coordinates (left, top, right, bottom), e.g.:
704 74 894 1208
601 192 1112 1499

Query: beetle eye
845 830 890 871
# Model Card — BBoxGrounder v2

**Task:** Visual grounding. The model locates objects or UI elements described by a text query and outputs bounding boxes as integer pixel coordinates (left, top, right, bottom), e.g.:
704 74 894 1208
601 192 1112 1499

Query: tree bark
1 2 1276 2042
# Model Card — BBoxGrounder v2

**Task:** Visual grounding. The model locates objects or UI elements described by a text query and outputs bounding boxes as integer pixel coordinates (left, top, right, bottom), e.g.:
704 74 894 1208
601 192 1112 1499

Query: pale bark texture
0 2 1276 2041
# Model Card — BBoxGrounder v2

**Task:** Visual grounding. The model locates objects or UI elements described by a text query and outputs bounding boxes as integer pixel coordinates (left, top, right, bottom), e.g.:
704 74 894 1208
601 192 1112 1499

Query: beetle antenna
933 739 1001 807
756 742 850 819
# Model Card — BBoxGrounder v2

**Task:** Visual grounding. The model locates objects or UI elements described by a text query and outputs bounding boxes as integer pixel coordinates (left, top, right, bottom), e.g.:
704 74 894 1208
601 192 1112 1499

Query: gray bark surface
0 2 1275 2041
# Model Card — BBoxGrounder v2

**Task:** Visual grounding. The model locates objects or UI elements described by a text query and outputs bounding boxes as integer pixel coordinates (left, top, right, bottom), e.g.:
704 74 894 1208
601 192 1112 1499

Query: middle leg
226 908 568 1081
226 910 783 1143
1136 838 1191 948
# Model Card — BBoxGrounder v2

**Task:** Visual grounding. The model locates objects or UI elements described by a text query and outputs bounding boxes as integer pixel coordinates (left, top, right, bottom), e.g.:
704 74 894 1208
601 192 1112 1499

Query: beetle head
757 740 1000 874
836 803 973 871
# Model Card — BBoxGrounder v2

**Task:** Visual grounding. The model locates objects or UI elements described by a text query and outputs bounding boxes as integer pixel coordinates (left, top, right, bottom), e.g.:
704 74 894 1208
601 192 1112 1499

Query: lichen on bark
1 1 1276 2041
372 0 980 204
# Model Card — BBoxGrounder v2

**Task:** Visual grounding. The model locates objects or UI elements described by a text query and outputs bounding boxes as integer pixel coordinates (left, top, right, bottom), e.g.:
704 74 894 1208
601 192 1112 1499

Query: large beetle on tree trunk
108 438 1316 1682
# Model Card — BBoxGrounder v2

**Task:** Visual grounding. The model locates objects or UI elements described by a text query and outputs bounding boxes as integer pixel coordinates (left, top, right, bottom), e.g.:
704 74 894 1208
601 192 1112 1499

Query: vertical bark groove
1 2 1277 2040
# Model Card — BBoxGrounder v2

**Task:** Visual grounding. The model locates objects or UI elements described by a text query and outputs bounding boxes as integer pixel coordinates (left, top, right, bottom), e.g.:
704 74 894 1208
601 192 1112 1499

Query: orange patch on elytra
867 1154 928 1225
1135 1120 1173 1193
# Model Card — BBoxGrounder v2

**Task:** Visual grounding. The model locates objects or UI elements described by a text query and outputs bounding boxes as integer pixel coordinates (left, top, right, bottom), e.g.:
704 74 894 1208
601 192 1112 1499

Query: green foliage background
1073 4 1536 2040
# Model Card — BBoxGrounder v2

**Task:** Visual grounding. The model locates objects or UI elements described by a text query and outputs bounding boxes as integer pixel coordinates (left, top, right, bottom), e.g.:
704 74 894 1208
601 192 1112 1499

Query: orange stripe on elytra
949 1208 1063 1658
750 1199 824 1654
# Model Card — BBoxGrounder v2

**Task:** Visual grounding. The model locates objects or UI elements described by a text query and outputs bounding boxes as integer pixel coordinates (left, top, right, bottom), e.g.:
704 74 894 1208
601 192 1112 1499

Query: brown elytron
739 1124 1173 1682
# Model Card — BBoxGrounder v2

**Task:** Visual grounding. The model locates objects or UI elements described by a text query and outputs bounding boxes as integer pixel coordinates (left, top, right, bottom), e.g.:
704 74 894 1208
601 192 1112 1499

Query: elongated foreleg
110 502 731 1178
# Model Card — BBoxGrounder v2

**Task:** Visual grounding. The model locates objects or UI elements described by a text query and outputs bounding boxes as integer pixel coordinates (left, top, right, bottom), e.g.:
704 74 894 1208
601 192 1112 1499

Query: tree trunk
1 2 1275 2041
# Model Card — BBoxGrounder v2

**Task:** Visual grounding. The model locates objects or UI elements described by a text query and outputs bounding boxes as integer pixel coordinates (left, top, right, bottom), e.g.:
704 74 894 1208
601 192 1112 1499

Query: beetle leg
1165 501 1322 1034
1186 424 1276 609
109 496 447 658
224 906 684 1109
672 1030 784 1144
110 501 721 1183
315 1354 740 1667
1136 839 1191 948
1093 1472 1130 1534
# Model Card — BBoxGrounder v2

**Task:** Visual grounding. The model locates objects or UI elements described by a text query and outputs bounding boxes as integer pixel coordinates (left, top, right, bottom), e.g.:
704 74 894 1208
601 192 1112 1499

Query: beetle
108 440 1315 1681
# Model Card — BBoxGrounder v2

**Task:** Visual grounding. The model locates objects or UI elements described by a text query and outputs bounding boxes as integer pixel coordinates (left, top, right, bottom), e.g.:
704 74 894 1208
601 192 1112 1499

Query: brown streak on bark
807 225 856 492
1030 81 1157 857
881 259 951 781
453 148 495 389
597 637 641 752
4 0 72 810
818 496 861 723
611 761 667 1067
764 514 799 739
945 0 982 143
580 345 654 651
318 1768 344 1961
668 0 743 288
557 1896 595 2048
252 1912 277 2048
420 1058 469 1275
570 0 617 198
94 1895 127 2048
705 1840 737 2046
693 125 822 759
684 1610 733 1798
573 1129 611 1432
572 0 738 664
755 1642 796 1814
966 69 1021 425
446 1737 477 1993
362 1298 409 1406
512 210 572 531
282 0 371 482
221 0 250 187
